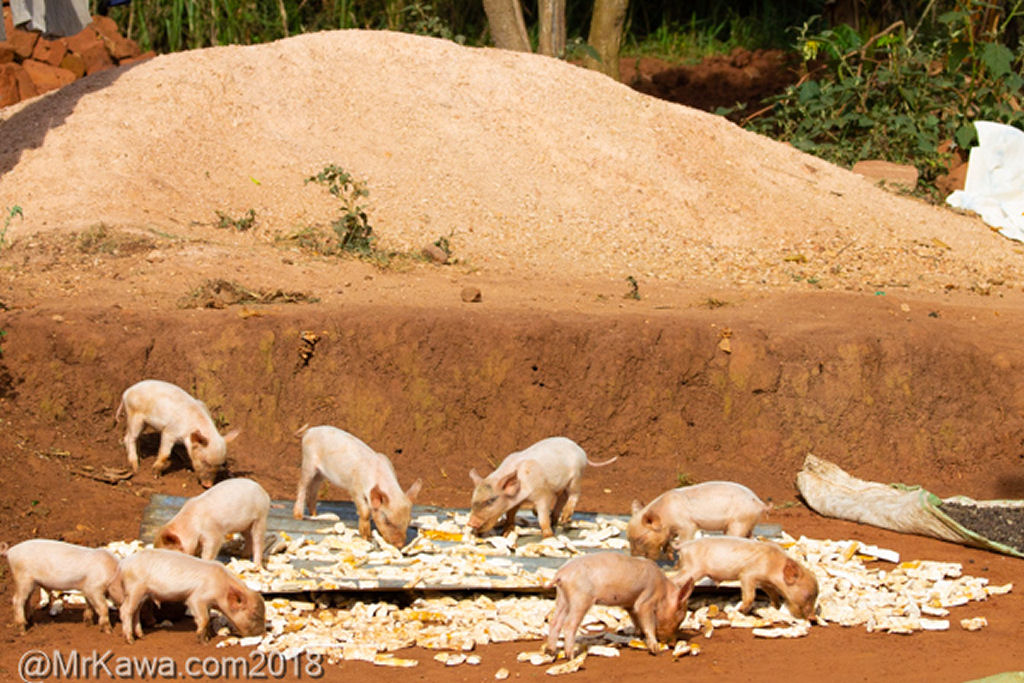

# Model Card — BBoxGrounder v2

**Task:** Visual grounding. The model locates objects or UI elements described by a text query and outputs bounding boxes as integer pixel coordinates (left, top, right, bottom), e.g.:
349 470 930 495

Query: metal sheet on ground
140 494 782 594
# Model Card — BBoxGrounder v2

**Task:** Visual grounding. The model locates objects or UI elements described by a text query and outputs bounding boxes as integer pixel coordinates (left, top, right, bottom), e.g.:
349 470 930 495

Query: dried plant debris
940 502 1024 552
102 527 1011 674
179 278 319 309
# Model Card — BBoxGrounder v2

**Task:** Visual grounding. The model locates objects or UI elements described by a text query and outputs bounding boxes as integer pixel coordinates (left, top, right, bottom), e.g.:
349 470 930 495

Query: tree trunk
537 0 566 57
483 0 531 52
585 0 628 79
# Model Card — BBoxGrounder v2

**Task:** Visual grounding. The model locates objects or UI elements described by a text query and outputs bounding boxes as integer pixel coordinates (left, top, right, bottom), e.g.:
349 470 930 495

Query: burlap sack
795 454 1024 559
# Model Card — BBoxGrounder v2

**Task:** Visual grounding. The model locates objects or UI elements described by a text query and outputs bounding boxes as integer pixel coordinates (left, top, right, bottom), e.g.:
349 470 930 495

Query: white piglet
117 379 240 487
1 539 122 634
154 478 270 569
292 426 422 548
115 548 266 643
628 481 768 560
468 436 617 538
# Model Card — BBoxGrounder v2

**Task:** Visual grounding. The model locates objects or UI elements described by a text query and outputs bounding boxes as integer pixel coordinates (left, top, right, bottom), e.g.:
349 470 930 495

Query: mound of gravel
0 29 1018 291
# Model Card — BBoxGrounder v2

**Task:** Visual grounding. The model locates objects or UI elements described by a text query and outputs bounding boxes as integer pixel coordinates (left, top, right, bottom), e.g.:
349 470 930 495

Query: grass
0 205 22 250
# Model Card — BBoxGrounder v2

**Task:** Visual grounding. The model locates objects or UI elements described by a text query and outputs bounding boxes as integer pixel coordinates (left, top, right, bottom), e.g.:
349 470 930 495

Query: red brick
8 27 38 59
3 5 13 40
31 35 67 66
66 26 102 55
852 159 919 191
59 51 85 78
111 36 141 61
1 61 37 102
0 62 20 107
79 42 113 75
21 58 75 94
118 50 155 66
88 15 120 43
936 162 969 196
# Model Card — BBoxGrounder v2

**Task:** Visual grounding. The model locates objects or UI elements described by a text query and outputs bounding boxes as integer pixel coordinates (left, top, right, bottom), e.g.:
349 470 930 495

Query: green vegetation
624 275 641 300
0 205 22 249
112 0 477 53
745 3 1024 197
623 3 810 62
305 164 375 256
0 328 6 357
216 208 257 231
676 470 695 487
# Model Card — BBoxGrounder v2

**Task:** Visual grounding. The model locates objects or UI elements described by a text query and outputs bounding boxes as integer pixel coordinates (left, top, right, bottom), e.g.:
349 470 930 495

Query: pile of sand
0 29 1018 292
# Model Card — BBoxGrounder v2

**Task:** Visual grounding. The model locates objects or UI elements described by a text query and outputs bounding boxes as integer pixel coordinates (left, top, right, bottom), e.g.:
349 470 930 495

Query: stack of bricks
0 0 155 107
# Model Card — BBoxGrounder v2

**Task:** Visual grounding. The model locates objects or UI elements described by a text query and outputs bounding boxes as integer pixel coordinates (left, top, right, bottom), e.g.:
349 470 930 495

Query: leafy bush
746 5 1024 196
305 165 375 255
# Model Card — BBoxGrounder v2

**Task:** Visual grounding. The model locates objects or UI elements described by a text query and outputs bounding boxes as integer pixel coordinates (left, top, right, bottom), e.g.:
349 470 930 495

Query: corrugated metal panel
140 494 782 593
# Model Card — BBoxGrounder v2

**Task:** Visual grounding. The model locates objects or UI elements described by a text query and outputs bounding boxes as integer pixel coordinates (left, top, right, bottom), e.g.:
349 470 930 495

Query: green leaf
980 42 1014 77
954 123 977 150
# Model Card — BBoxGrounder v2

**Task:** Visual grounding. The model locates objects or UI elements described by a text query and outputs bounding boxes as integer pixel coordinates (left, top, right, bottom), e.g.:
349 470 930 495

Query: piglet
546 552 693 659
468 436 616 538
292 425 422 548
115 548 265 643
117 379 240 487
154 478 270 569
628 481 768 560
1 539 121 634
672 536 819 620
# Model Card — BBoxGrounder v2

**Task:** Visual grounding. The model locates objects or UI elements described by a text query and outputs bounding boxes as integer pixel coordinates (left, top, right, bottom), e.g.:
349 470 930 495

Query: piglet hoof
15 624 27 636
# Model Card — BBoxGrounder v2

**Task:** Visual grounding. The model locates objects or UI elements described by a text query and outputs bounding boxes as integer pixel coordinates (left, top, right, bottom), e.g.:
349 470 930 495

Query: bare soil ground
1 29 1023 682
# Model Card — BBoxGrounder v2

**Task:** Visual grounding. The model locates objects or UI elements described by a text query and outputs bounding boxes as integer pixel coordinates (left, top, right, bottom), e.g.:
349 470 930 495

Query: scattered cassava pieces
98 524 1009 672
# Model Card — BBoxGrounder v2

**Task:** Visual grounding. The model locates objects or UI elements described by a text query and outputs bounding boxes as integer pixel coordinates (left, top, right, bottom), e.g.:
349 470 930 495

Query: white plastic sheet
946 121 1024 242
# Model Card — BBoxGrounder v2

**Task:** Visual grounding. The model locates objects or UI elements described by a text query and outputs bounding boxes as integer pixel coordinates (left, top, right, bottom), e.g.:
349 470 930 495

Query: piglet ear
156 531 180 550
498 471 520 497
190 430 209 447
223 428 241 443
370 485 389 509
406 479 422 502
630 499 644 516
642 511 662 531
469 469 483 485
227 586 245 609
783 558 800 586
676 577 694 605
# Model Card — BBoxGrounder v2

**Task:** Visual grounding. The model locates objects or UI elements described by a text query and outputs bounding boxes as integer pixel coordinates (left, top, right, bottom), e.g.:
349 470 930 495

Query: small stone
460 286 482 303
422 243 448 264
